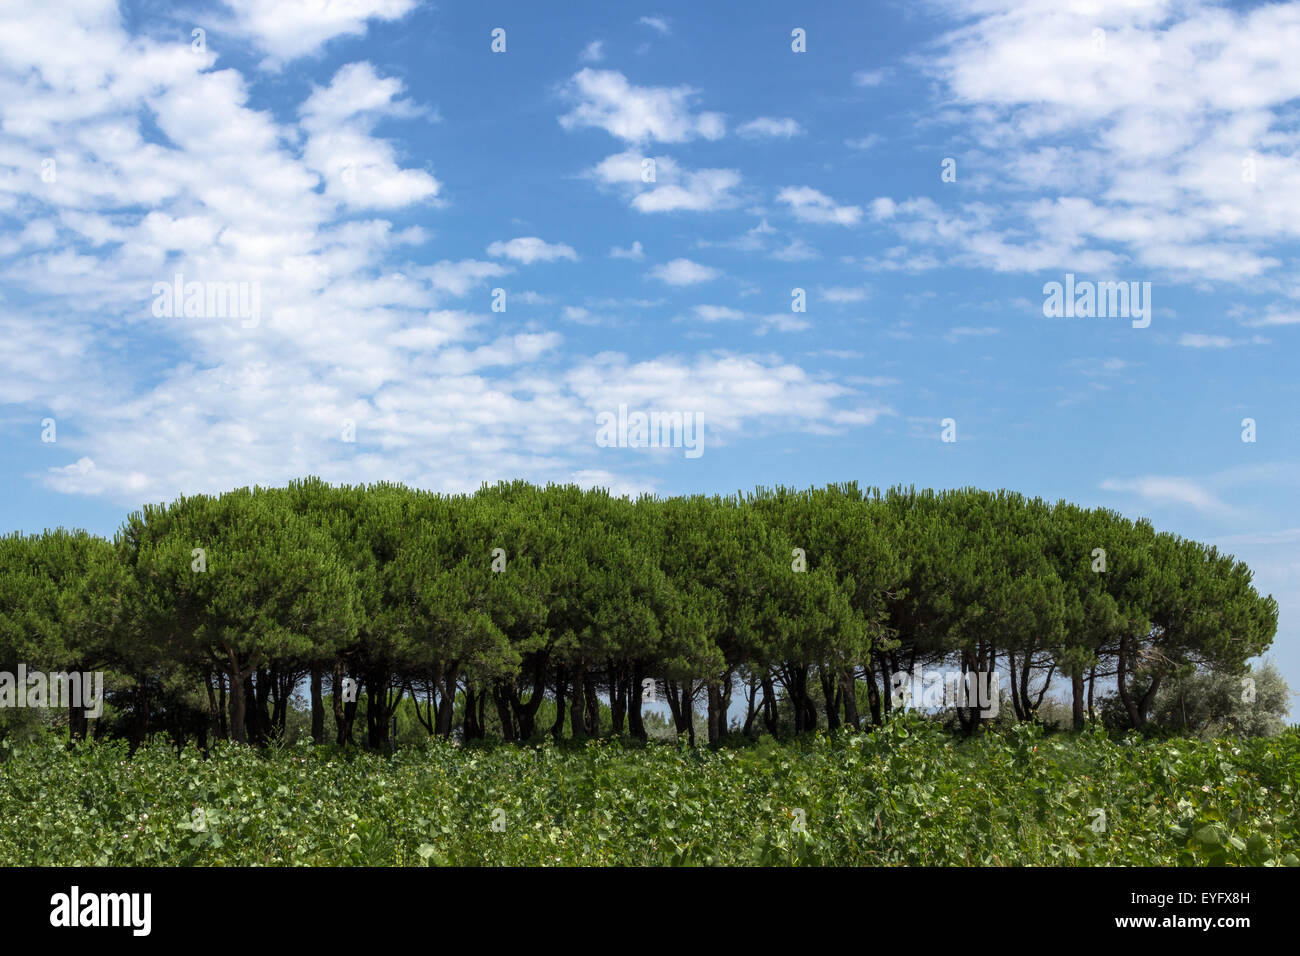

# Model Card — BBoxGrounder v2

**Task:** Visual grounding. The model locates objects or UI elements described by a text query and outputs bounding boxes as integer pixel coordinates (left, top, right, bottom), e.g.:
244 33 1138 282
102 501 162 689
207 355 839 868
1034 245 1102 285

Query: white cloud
1179 333 1235 348
753 313 812 334
885 0 1300 285
777 186 862 226
559 69 725 143
587 150 741 213
638 16 671 36
566 352 877 435
844 134 881 151
945 326 1000 342
851 375 900 387
1242 309 1300 327
770 239 819 261
634 168 741 213
569 469 659 498
1101 475 1233 516
0 0 884 509
648 258 721 285
692 305 745 322
300 61 417 127
414 260 511 296
580 40 605 63
487 237 579 265
610 241 644 260
1065 357 1132 378
514 291 553 305
221 0 418 65
737 117 804 138
821 285 869 303
677 306 811 335
1178 333 1267 348
852 69 890 87
867 196 1120 273
429 332 564 375
299 62 440 210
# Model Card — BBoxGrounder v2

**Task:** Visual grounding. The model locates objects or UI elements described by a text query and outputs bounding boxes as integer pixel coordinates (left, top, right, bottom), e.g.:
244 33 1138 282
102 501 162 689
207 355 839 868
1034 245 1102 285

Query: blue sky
0 0 1297 713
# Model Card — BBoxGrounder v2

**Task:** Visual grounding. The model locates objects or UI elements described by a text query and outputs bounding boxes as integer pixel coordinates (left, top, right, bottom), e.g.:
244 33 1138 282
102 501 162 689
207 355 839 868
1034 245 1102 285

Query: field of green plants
2 717 1296 866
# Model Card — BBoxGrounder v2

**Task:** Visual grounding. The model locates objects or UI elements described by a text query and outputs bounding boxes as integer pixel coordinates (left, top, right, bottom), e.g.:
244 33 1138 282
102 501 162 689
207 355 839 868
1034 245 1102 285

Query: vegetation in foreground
3 717 1296 866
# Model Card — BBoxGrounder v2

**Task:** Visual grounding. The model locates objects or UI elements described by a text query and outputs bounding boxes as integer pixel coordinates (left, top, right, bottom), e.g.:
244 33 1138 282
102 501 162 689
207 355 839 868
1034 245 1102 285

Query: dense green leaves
0 479 1281 747
0 720 1294 866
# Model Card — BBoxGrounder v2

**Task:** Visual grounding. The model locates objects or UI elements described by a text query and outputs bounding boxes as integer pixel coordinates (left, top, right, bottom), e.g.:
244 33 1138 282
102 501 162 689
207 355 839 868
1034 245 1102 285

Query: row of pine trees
0 479 1277 748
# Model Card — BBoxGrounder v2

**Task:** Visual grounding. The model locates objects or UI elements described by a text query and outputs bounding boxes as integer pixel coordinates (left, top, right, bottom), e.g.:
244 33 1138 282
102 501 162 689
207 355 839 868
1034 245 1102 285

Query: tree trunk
252 669 271 744
785 666 814 733
863 665 881 725
820 667 841 730
436 668 457 738
706 683 723 746
1137 668 1163 729
368 684 384 747
685 678 696 748
310 666 325 743
628 663 647 741
205 670 220 743
840 667 860 729
510 655 548 741
332 666 359 747
129 680 150 754
413 678 440 736
742 673 759 739
667 679 697 745
570 662 587 742
1071 668 1086 730
493 682 517 741
879 656 895 715
69 701 88 743
760 676 778 737
610 664 627 735
228 671 248 745
1006 651 1023 720
552 665 567 742
583 671 600 737
217 671 228 740
1087 662 1098 722
463 683 482 740
1116 635 1142 728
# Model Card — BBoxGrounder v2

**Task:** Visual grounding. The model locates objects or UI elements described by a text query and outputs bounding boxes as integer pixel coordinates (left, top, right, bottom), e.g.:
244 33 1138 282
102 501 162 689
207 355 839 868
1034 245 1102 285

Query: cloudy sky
1 0 1297 704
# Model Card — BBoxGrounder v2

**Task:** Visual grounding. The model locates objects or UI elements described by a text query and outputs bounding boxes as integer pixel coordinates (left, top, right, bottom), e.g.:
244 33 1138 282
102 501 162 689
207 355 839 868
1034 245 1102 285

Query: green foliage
1151 659 1292 738
0 721 1294 866
0 479 1283 747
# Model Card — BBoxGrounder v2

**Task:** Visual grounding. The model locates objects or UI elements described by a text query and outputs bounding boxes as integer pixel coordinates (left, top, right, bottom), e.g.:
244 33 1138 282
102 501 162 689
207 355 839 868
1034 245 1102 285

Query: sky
0 0 1297 715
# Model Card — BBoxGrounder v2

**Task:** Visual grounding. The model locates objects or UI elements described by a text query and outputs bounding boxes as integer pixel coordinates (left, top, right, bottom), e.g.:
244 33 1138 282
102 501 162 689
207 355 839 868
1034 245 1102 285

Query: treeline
0 479 1278 749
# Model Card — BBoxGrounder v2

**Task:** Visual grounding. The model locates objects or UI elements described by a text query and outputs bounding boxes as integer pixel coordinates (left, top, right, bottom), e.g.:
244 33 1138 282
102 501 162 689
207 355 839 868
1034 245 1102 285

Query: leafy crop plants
1 718 1295 866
